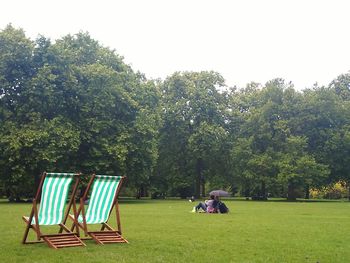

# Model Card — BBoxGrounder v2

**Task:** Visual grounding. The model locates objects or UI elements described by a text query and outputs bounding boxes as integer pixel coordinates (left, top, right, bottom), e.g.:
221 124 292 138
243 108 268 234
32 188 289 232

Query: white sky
1 0 350 89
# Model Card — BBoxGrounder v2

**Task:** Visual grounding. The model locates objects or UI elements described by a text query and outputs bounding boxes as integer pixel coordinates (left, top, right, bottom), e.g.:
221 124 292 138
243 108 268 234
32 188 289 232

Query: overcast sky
1 0 350 89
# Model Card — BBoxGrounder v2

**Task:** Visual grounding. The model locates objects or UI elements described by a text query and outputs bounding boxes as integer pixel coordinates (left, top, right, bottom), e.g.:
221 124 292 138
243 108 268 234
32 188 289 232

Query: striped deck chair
22 172 86 249
71 174 128 244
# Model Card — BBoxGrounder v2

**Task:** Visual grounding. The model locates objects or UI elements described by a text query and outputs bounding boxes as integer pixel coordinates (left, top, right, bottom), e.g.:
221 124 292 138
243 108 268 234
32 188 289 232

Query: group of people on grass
191 195 229 213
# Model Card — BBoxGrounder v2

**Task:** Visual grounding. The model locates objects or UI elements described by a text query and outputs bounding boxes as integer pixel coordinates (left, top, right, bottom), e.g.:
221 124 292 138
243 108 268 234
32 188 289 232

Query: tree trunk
305 184 310 199
201 180 205 197
243 183 251 197
261 181 266 199
136 189 141 199
287 183 297 201
136 185 147 199
195 158 203 199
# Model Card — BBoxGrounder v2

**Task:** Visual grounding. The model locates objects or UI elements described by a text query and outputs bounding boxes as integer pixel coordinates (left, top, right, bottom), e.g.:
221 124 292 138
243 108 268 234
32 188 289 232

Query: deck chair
71 174 128 244
22 172 86 249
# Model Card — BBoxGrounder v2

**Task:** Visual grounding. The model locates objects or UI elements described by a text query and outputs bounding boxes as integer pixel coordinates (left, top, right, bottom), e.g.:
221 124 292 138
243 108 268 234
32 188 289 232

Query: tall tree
0 26 160 199
158 71 227 198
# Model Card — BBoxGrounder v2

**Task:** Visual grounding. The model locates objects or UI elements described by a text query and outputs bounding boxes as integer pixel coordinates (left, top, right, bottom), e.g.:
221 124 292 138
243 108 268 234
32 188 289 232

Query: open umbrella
209 190 230 197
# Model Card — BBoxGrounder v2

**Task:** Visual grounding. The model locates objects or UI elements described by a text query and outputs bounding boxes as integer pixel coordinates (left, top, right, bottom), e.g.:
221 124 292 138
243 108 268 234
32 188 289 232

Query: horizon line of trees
1 25 350 201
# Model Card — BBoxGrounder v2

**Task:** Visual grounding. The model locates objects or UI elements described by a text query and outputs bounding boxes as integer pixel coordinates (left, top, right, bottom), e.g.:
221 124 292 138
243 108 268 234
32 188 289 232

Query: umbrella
209 190 230 197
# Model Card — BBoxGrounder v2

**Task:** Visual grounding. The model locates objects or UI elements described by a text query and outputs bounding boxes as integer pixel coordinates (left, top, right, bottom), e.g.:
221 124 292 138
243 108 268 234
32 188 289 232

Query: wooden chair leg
22 219 31 244
33 200 41 241
72 200 80 237
115 200 122 234
102 222 113 231
22 216 42 244
59 223 71 233
80 198 88 236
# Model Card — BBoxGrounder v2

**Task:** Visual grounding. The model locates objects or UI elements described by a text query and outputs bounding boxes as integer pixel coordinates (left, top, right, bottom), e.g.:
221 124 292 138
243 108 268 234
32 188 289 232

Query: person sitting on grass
191 195 216 213
209 195 220 213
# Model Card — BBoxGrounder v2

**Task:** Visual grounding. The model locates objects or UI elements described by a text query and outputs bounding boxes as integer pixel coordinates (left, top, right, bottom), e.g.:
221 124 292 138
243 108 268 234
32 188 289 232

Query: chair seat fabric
32 173 74 225
78 175 121 224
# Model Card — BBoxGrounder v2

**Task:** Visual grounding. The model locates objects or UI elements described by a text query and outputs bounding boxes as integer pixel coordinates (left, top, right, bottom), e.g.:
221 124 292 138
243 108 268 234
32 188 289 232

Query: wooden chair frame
71 174 128 244
22 172 85 249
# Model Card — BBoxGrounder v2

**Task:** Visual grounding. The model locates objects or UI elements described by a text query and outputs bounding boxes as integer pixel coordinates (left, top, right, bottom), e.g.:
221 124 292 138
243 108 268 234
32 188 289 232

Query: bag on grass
218 202 229 213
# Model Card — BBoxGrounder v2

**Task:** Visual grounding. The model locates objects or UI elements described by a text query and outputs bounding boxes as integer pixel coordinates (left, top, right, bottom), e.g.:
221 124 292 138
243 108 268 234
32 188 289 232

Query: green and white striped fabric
78 175 121 224
33 173 74 225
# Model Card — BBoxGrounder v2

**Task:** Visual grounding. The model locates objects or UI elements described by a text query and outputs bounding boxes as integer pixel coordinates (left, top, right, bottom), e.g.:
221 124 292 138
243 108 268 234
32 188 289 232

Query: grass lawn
1 199 350 263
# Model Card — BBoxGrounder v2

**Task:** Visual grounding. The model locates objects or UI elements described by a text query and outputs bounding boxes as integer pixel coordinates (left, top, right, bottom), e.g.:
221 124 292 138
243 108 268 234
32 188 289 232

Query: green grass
1 199 350 262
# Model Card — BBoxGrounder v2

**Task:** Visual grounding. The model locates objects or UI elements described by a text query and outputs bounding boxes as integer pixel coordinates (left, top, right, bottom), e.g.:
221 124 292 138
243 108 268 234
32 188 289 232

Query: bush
310 182 348 199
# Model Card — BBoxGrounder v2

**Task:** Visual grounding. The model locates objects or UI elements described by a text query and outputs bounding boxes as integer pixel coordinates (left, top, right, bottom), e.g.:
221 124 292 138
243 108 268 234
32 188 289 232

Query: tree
329 73 350 101
277 136 329 201
126 79 162 198
0 26 160 199
0 24 34 114
158 71 228 198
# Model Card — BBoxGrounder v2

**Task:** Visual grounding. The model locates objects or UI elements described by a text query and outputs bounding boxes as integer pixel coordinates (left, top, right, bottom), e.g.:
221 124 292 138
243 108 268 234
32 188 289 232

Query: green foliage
157 71 228 198
329 73 350 101
1 25 350 200
0 26 160 199
310 181 348 199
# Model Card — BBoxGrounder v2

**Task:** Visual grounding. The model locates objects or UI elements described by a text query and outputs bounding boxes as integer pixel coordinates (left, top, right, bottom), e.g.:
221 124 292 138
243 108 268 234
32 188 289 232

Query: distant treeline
1 25 350 201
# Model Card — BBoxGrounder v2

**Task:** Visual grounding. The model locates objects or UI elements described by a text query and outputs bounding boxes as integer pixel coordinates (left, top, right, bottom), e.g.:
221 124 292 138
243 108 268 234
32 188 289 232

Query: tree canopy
1 25 350 200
